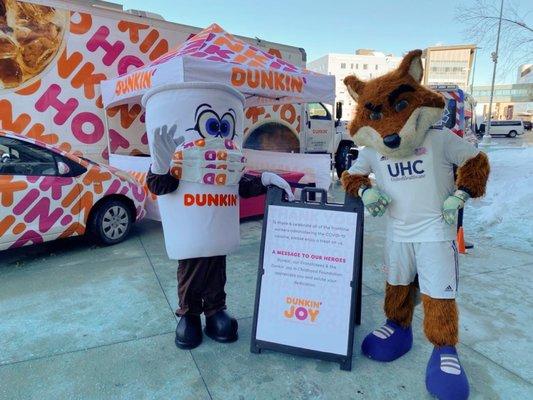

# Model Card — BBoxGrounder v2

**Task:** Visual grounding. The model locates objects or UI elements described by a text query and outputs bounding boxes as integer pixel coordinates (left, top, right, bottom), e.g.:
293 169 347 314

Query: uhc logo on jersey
387 160 425 181
380 147 428 181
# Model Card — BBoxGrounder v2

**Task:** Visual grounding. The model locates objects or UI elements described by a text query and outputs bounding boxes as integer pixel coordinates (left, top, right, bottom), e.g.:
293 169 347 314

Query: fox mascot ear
343 75 366 101
398 49 424 83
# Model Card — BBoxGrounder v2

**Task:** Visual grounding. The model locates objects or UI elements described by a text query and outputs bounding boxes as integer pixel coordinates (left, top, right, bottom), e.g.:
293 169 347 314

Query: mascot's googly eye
189 103 237 140
395 99 409 112
219 113 235 138
197 110 220 137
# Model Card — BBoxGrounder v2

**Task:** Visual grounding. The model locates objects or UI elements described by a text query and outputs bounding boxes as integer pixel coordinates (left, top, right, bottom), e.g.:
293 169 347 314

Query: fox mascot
342 50 489 400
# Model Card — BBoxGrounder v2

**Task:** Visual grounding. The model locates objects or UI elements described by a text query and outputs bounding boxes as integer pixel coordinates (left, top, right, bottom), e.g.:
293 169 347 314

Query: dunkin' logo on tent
284 296 321 323
115 68 156 96
231 67 305 93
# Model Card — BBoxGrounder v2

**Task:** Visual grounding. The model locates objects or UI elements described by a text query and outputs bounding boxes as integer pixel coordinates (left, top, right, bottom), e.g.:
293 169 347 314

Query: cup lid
141 82 245 107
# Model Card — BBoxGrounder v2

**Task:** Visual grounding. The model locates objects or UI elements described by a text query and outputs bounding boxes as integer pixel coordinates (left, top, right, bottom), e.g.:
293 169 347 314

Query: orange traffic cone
457 226 466 254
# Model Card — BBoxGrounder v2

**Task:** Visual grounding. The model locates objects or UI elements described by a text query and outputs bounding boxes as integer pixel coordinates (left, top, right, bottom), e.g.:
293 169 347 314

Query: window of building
375 65 378 71
340 63 346 69
363 64 368 70
350 63 354 69
355 63 359 69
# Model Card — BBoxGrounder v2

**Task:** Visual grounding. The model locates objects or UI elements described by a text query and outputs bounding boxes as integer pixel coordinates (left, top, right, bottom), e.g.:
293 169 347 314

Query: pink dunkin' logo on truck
284 296 321 322
115 69 156 96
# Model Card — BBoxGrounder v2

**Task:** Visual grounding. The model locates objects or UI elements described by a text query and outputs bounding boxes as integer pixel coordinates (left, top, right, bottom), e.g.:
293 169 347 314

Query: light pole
482 0 504 145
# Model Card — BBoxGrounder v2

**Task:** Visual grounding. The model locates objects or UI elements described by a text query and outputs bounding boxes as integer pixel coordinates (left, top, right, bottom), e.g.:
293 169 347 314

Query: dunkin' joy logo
231 67 304 93
284 296 321 323
115 69 156 96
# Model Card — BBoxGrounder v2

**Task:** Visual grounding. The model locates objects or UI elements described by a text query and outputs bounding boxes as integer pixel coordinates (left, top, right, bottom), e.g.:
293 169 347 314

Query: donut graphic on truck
0 0 68 89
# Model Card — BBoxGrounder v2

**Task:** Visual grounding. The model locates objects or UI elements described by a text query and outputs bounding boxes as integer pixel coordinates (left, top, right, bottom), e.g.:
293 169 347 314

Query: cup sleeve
146 168 179 196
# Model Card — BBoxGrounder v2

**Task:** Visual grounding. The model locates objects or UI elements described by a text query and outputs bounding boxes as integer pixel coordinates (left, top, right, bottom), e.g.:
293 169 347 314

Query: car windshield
0 136 58 176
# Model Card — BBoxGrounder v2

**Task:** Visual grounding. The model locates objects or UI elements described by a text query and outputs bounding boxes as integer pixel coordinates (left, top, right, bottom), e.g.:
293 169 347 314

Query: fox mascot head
344 49 445 158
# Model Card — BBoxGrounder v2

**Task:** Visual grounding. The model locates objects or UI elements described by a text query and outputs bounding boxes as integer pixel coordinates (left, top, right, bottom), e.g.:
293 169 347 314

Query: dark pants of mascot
176 256 227 317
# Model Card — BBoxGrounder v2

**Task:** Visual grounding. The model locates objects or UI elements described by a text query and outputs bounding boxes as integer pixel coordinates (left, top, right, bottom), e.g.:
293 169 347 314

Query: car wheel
508 130 517 138
90 199 133 245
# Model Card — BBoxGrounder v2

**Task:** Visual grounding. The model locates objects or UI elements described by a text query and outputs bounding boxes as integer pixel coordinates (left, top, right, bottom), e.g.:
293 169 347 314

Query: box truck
0 0 344 172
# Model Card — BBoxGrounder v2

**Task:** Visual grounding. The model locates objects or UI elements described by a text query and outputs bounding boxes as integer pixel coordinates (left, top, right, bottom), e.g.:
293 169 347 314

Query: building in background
307 50 402 120
514 65 533 120
308 45 478 121
422 44 476 89
517 64 532 84
472 83 533 121
472 65 533 122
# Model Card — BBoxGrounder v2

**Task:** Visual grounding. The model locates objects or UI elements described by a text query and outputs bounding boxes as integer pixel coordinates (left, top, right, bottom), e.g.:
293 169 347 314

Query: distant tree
456 0 532 80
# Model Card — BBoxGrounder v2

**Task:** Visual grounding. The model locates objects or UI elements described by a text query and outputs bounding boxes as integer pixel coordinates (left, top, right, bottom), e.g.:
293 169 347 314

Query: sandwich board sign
251 187 364 371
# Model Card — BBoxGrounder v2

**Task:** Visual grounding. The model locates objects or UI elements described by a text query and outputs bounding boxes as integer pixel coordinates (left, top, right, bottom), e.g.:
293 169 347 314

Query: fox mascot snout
342 50 490 400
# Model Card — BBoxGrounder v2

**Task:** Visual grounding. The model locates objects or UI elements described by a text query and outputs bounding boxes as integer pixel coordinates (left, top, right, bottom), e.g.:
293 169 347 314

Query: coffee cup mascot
142 83 294 350
341 50 489 400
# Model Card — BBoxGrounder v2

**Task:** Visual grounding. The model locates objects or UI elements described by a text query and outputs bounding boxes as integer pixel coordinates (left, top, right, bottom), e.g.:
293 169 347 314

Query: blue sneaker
426 346 469 400
361 319 413 362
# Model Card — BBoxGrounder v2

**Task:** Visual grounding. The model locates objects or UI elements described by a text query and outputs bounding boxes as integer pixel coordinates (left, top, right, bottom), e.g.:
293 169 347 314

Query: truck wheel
335 141 354 178
89 199 133 245
507 130 517 138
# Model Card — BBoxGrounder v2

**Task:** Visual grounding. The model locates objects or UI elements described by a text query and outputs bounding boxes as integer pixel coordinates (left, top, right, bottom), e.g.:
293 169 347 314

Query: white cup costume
142 83 246 260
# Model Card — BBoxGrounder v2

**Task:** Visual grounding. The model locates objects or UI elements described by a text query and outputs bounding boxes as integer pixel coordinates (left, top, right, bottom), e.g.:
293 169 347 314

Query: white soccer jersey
348 128 479 242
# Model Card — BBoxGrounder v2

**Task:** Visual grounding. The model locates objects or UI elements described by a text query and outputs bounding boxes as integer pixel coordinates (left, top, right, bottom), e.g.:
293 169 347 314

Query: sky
116 0 530 85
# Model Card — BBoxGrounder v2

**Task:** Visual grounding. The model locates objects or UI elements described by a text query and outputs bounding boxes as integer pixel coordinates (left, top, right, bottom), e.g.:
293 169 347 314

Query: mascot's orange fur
342 50 489 400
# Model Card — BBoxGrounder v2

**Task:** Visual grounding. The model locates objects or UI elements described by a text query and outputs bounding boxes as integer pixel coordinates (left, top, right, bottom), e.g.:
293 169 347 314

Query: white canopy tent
100 24 336 220
101 23 335 108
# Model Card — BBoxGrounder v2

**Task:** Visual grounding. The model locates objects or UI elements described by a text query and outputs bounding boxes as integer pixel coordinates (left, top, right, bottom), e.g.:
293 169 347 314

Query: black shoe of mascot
205 310 238 343
175 315 203 350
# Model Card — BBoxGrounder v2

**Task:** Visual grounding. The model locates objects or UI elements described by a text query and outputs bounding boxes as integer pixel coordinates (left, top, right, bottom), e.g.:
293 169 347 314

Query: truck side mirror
335 102 343 120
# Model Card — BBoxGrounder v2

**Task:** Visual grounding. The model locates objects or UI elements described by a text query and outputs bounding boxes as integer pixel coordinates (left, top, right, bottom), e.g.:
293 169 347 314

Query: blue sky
117 0 528 85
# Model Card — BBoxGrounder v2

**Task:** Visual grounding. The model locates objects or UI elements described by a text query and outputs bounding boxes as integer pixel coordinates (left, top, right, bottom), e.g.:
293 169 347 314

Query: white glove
442 190 469 225
261 172 295 201
149 124 180 175
358 186 392 217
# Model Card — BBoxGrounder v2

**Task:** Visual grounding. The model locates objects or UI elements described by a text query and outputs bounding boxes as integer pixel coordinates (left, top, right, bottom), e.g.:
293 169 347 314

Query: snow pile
465 147 533 252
